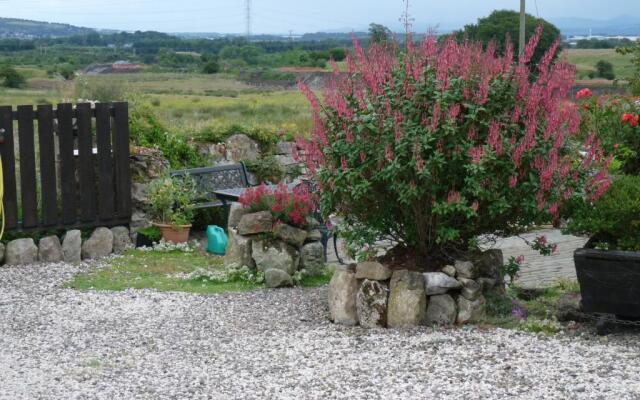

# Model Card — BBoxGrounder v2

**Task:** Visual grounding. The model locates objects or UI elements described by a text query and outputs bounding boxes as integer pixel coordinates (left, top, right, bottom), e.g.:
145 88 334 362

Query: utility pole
519 0 526 57
245 0 252 40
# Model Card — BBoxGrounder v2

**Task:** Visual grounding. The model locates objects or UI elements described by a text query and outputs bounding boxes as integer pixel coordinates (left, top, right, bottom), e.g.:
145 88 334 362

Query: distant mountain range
0 15 638 40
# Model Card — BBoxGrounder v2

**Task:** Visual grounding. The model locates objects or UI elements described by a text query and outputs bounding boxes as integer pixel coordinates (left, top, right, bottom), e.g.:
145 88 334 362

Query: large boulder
224 134 259 162
423 272 462 295
300 241 325 275
111 226 133 254
457 295 486 324
38 236 63 263
61 230 82 262
5 238 38 265
555 292 585 322
223 228 254 268
251 239 299 275
441 265 457 277
227 202 249 229
355 261 392 281
273 223 307 247
62 230 82 263
472 249 504 280
265 268 293 288
454 260 478 279
356 279 389 328
81 227 114 260
425 294 457 325
275 141 296 155
387 270 427 328
237 211 274 235
328 265 359 325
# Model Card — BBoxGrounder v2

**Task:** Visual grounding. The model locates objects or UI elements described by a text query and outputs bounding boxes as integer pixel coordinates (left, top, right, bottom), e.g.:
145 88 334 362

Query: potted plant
148 175 198 243
566 175 640 317
136 225 162 247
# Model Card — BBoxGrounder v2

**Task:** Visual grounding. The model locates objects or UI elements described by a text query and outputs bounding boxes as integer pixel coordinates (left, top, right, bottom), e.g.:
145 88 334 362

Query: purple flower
511 302 527 321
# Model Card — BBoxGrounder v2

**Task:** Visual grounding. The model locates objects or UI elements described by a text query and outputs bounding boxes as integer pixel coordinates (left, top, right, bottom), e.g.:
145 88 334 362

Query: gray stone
301 242 325 275
227 202 249 229
62 230 82 263
355 261 392 281
224 134 259 162
477 277 498 291
306 229 323 242
423 272 462 295
223 228 254 268
460 279 482 301
264 269 293 288
275 141 296 155
111 226 133 254
356 279 389 328
5 238 38 265
555 292 584 322
305 217 321 229
38 236 63 263
131 183 148 208
425 294 457 325
273 223 307 247
275 155 297 167
81 227 114 260
441 265 457 277
388 270 427 328
251 239 299 275
328 264 359 326
237 211 274 235
454 260 477 279
457 295 486 324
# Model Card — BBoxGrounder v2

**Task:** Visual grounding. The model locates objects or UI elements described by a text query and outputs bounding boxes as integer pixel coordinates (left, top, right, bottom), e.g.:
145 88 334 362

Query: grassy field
563 48 634 82
1 70 313 139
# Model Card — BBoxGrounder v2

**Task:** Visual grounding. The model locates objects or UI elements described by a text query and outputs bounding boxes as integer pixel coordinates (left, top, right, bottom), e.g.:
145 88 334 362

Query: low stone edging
2 226 133 266
328 251 503 328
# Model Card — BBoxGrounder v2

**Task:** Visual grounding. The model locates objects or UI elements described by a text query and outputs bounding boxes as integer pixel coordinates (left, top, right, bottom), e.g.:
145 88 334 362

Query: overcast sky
0 0 637 34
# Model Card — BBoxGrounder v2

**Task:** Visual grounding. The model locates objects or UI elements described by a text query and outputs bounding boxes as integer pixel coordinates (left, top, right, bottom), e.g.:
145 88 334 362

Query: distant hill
0 17 96 38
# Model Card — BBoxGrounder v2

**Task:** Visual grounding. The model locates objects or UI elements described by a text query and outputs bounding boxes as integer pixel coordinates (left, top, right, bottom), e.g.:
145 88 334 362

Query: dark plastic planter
574 247 640 317
136 232 157 248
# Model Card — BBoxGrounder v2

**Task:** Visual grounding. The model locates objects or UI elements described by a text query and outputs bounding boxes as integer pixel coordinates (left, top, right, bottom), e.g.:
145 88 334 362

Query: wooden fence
0 102 132 232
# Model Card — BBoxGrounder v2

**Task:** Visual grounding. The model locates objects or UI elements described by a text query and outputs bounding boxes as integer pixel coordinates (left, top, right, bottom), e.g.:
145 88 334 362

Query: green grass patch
68 249 262 294
67 248 333 294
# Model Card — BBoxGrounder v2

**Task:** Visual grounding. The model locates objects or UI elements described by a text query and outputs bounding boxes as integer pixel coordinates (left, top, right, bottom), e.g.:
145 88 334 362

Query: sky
0 0 637 34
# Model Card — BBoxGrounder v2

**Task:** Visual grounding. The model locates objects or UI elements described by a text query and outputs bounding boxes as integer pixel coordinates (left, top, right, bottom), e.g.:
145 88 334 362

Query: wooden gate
0 102 132 232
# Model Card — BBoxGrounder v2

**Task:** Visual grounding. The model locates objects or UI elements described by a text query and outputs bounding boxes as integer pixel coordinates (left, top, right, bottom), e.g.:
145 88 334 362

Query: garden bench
170 163 251 209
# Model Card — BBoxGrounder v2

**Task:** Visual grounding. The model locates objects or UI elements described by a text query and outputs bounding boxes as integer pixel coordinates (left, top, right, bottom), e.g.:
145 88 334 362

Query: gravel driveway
1 262 640 400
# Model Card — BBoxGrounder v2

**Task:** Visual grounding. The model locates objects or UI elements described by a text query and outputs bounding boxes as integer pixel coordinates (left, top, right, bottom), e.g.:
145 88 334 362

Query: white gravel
1 262 640 400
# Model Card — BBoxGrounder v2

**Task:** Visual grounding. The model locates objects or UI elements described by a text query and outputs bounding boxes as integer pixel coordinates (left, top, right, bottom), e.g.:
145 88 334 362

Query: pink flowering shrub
239 183 317 228
297 28 611 265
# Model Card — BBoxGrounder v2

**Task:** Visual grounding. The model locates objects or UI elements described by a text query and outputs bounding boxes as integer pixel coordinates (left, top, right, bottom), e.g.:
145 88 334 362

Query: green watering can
206 225 228 255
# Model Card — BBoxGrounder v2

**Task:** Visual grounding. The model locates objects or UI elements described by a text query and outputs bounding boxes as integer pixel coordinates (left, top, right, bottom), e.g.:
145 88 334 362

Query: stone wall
328 250 503 328
223 204 325 288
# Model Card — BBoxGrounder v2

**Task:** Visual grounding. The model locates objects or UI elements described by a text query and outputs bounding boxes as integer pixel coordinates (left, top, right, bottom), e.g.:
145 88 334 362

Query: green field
564 48 634 83
1 70 313 140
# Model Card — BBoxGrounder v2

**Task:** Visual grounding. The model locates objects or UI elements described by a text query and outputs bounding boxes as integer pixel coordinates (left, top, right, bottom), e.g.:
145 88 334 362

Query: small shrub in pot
148 175 198 243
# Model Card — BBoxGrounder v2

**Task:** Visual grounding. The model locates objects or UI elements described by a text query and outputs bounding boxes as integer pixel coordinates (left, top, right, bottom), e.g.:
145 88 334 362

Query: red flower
622 113 639 127
575 88 592 100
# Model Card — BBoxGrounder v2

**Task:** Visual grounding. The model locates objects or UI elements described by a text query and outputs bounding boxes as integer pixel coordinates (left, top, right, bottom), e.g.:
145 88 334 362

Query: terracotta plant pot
153 222 192 243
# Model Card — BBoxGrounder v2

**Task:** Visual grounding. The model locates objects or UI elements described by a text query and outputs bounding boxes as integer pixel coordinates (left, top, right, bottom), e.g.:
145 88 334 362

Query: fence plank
76 103 97 222
17 106 38 229
37 105 58 227
0 106 17 229
57 103 77 225
112 102 131 218
95 102 114 220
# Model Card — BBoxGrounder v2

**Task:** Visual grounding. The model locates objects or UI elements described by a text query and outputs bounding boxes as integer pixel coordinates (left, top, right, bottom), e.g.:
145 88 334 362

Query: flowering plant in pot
148 175 198 243
296 27 611 270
